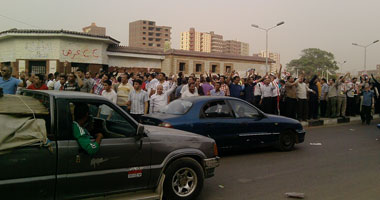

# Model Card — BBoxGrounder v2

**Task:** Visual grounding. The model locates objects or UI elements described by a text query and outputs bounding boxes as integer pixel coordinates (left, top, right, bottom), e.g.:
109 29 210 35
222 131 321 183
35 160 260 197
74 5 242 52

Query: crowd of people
1 63 379 125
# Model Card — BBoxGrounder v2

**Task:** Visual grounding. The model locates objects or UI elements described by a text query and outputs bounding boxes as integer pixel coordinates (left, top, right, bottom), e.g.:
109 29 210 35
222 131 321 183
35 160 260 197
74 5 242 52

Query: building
357 65 380 77
0 28 270 77
82 22 106 36
129 20 171 49
210 31 224 53
258 51 281 72
181 28 211 52
223 40 249 56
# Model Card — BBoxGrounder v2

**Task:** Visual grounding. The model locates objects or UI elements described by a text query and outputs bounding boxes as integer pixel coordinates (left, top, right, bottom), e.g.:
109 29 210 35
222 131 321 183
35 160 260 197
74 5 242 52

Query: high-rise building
258 51 281 72
129 20 171 49
223 40 250 56
210 31 224 53
181 28 211 52
82 22 106 36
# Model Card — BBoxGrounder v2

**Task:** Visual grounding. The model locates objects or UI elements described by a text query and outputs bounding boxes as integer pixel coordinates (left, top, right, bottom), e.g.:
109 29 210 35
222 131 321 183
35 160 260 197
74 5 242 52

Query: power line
0 14 40 29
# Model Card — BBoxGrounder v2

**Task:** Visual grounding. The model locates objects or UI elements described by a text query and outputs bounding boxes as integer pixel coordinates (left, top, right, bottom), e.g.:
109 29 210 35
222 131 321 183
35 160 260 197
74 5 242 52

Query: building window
165 39 168 41
165 34 168 36
148 27 154 30
179 62 186 72
165 29 169 31
143 21 146 24
143 43 146 45
157 44 161 47
143 37 146 40
148 38 153 41
148 32 153 36
143 32 146 34
148 43 153 46
143 27 146 29
156 38 161 41
149 21 154 25
225 66 231 73
156 33 161 36
212 65 217 73
196 64 202 72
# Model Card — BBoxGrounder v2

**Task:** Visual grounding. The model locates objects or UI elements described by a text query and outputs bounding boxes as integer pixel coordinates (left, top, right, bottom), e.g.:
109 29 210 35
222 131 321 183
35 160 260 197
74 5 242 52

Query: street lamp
251 21 285 73
337 60 347 73
352 40 379 72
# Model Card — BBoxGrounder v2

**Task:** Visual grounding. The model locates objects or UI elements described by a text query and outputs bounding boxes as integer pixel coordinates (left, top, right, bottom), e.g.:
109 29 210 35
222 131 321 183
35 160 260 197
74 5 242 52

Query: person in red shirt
27 74 48 90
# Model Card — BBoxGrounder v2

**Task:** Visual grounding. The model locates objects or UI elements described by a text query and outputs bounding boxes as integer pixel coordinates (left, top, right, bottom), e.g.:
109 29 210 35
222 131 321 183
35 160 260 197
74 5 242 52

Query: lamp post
337 60 347 74
251 21 285 73
352 40 379 73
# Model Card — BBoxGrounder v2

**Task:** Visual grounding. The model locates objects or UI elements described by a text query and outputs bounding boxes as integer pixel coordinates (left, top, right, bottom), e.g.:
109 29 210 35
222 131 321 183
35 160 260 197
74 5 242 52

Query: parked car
0 90 219 200
141 96 306 151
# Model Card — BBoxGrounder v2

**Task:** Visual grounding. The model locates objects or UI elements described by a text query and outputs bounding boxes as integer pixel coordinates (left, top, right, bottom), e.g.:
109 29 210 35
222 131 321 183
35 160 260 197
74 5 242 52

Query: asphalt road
199 120 380 200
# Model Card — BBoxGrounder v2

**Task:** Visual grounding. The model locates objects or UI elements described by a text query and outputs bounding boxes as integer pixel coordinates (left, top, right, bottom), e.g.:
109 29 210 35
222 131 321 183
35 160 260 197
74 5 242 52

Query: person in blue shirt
361 83 375 125
0 65 24 94
229 75 243 99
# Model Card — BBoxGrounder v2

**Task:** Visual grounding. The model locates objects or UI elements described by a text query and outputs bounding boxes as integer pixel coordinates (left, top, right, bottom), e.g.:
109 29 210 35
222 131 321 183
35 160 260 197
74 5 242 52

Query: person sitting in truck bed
73 103 104 155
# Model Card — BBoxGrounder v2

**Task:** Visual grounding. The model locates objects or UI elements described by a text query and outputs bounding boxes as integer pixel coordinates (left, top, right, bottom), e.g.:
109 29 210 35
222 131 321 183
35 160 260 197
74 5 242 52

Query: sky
1 0 380 74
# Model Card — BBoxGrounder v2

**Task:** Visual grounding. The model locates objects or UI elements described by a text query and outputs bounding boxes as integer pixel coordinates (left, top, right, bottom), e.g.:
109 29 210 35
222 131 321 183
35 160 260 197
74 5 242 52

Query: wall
108 56 162 69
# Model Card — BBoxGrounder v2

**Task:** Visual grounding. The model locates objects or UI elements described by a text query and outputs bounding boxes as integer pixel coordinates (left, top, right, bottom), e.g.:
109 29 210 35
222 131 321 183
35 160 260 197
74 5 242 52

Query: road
199 121 380 200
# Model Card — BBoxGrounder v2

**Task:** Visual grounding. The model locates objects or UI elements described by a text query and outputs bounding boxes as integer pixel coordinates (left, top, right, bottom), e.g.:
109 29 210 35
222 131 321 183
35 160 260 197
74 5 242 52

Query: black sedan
141 96 306 151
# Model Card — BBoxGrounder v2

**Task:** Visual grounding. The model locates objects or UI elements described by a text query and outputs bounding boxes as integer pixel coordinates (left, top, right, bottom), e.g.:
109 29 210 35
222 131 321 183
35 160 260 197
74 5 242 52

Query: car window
161 99 193 115
229 100 259 118
202 101 233 118
70 102 136 138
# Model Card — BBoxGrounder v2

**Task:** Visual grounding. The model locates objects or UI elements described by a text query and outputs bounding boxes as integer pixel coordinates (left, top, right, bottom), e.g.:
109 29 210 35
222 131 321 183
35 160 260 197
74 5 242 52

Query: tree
286 48 339 78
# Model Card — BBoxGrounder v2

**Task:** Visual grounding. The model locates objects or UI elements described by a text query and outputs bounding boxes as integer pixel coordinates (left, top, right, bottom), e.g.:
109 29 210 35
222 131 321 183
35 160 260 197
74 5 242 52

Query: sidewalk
300 115 380 128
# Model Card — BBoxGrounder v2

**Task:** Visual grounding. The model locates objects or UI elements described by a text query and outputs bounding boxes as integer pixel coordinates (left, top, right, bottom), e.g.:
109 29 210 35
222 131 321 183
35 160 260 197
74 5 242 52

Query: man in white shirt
296 76 314 121
99 80 117 120
115 74 134 112
180 76 198 95
150 81 177 113
260 77 276 114
346 77 357 116
181 82 199 98
146 73 159 97
152 72 170 96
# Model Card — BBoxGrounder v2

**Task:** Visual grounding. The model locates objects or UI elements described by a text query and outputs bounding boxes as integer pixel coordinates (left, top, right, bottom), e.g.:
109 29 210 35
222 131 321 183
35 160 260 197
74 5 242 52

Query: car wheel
163 157 204 200
277 131 296 151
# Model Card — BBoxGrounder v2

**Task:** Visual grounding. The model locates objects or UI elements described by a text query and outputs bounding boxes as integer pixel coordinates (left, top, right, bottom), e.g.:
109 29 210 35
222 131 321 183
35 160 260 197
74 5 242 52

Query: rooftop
0 28 119 44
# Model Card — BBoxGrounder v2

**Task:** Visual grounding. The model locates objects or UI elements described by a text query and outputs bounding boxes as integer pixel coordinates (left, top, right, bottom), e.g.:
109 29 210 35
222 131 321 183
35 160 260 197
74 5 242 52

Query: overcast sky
1 0 380 73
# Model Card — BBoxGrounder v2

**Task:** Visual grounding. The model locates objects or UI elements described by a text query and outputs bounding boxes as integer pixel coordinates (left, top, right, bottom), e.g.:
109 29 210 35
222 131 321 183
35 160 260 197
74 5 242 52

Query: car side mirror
136 124 146 139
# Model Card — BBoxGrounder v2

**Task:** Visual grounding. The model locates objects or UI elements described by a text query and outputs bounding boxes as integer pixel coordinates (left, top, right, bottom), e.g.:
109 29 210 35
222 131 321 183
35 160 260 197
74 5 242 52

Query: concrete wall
108 56 162 69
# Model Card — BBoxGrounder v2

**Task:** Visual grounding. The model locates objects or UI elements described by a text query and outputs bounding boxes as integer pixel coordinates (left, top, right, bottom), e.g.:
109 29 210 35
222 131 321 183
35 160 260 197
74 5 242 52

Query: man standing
128 80 148 122
64 72 81 91
115 73 134 112
361 84 375 125
0 65 23 94
244 77 255 104
285 76 298 119
202 77 214 96
27 74 48 90
181 82 199 98
150 80 177 113
326 79 338 118
77 69 94 93
296 76 314 121
99 80 117 120
260 77 276 114
337 74 349 118
320 78 329 117
219 76 230 96
91 74 109 95
46 73 56 90
180 76 198 95
229 76 243 99
54 74 67 91
210 82 225 96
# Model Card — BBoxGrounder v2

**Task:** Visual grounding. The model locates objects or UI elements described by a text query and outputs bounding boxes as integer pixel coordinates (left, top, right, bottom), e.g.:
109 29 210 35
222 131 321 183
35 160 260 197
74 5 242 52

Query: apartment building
223 40 249 56
129 20 171 49
210 31 224 53
181 28 211 52
82 22 106 36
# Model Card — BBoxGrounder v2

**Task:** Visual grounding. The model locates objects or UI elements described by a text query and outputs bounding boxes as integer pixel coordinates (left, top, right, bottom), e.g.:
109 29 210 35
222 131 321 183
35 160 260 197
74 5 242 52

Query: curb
300 115 380 128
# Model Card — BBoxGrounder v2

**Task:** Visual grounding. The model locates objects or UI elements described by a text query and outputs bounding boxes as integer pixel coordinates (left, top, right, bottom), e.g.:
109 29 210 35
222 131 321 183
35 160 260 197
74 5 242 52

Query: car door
195 100 239 149
0 93 57 200
55 100 151 200
227 99 277 147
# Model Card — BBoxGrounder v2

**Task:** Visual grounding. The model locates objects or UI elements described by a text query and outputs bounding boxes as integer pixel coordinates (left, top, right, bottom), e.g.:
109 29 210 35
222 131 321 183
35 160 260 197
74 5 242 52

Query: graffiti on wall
25 40 53 58
62 49 100 59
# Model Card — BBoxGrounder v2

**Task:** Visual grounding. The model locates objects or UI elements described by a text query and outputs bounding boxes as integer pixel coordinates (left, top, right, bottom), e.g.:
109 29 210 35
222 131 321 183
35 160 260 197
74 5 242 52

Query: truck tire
277 131 296 151
163 157 204 200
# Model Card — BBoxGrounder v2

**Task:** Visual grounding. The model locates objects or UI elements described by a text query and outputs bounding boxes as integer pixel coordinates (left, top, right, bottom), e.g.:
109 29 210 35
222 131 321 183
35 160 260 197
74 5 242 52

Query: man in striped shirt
127 79 148 122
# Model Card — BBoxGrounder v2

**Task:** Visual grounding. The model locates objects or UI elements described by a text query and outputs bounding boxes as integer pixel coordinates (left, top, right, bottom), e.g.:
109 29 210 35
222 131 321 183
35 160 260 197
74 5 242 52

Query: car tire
163 157 204 200
277 131 296 151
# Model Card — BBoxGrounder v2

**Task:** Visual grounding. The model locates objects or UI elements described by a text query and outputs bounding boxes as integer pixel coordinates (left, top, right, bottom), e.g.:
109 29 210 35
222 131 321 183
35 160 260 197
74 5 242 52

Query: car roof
23 90 106 100
179 96 243 104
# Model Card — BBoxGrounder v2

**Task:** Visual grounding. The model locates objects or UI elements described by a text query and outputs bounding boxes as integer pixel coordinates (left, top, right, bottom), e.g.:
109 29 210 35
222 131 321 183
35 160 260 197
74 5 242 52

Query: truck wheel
277 131 295 151
163 157 204 200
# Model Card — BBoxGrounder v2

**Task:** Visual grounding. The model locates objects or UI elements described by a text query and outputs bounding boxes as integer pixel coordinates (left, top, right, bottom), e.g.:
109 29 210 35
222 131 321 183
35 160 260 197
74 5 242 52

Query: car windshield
160 99 193 115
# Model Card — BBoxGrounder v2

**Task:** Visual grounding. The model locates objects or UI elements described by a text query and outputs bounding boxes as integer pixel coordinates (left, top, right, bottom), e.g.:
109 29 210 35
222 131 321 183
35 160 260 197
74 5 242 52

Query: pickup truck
0 90 219 200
